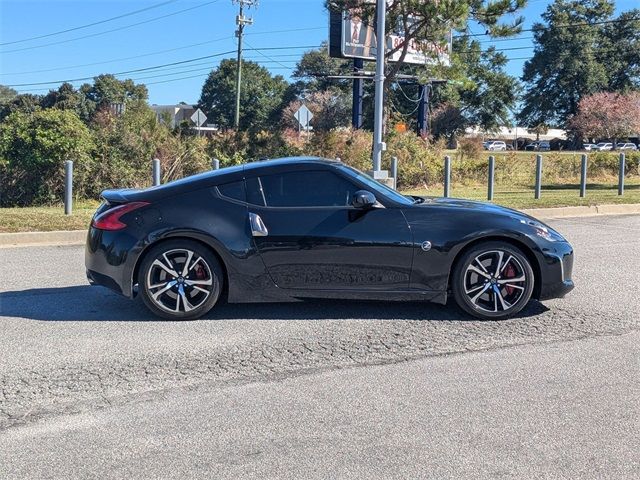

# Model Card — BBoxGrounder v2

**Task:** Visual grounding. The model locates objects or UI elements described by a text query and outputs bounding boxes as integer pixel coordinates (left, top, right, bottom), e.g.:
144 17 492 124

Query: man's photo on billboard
342 7 376 59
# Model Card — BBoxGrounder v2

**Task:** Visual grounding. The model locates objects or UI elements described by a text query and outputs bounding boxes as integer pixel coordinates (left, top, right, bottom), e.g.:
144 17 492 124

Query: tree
0 93 42 121
40 83 94 122
79 74 148 110
431 103 467 145
0 109 93 206
599 9 640 92
292 43 354 95
282 89 351 132
442 37 519 134
568 92 640 144
518 0 639 129
0 85 18 105
199 59 290 132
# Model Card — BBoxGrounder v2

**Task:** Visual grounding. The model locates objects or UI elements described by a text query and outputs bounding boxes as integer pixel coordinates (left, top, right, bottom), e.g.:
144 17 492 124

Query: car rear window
217 181 245 202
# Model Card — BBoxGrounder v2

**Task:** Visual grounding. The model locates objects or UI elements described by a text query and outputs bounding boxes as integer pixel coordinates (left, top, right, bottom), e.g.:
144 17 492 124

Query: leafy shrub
0 109 93 206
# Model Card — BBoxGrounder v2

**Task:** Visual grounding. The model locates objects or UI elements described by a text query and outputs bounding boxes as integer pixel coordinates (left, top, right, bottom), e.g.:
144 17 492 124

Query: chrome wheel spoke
474 257 489 273
496 288 511 310
503 283 525 291
184 278 213 287
181 250 194 276
188 256 204 273
470 283 491 305
465 284 486 295
494 251 504 277
153 258 178 278
151 282 175 300
498 255 513 276
497 275 526 284
192 285 209 295
468 265 491 280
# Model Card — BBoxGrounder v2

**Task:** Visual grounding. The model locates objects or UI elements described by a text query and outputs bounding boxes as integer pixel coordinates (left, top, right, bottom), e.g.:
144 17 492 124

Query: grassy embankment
1 150 638 233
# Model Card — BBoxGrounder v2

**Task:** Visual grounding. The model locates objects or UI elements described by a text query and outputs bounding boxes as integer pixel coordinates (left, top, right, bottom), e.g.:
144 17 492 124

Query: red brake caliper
194 264 206 280
504 263 516 295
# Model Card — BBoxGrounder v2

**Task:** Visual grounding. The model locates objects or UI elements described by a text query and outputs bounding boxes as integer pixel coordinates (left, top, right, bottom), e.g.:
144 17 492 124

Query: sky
0 0 637 105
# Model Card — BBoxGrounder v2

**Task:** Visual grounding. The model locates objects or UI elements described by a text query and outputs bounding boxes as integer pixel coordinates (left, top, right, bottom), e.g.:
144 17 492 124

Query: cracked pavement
1 215 639 430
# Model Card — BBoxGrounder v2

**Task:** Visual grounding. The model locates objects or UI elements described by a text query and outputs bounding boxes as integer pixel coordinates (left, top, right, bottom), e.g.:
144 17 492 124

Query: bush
0 109 94 206
457 136 484 160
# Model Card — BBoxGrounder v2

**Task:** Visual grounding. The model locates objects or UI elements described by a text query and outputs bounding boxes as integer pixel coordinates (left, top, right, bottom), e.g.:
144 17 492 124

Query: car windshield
337 165 414 205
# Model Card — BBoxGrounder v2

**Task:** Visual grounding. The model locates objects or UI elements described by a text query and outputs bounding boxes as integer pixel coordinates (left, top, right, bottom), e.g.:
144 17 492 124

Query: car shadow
0 285 550 323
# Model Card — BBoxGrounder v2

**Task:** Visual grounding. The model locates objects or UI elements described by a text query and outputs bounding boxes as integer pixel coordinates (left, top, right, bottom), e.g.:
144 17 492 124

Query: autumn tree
281 90 351 132
519 0 640 129
568 92 640 145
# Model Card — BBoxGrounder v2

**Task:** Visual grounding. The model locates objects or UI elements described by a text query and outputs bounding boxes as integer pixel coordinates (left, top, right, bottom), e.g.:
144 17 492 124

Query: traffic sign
191 109 207 127
294 104 313 129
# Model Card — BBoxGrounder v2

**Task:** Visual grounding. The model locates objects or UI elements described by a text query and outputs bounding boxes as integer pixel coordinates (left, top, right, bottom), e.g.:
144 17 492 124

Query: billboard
328 6 451 66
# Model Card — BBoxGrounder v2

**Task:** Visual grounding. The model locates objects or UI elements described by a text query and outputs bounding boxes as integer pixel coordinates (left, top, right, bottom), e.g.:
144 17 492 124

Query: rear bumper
85 227 141 298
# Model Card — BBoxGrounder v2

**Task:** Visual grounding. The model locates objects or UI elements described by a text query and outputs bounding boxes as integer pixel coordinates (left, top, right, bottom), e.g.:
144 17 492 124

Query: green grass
1 180 639 233
403 179 640 209
0 201 99 233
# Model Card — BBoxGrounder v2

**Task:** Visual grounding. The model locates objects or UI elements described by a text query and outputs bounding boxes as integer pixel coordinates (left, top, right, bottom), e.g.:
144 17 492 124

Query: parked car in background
583 143 598 151
485 141 507 151
617 143 638 151
524 142 538 151
538 141 551 151
595 142 613 151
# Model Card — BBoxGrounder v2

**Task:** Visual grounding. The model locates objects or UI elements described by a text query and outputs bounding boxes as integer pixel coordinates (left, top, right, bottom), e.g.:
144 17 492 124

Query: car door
245 167 413 291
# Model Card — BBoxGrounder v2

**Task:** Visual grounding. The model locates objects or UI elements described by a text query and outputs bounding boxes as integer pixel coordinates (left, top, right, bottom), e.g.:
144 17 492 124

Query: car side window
217 181 245 202
248 171 358 207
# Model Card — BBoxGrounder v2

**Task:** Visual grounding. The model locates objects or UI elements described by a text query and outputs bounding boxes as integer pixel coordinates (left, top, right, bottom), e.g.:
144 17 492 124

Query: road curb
1 204 639 247
0 230 86 248
523 203 640 219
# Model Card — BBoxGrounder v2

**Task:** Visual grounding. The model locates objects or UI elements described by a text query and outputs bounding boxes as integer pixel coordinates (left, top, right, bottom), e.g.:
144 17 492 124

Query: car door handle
249 212 269 237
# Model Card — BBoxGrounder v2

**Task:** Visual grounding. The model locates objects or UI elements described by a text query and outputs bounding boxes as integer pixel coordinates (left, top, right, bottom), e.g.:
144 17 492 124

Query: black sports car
85 157 574 320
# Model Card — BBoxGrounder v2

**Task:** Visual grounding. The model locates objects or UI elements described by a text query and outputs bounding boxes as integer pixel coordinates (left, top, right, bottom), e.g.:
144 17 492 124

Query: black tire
452 241 535 320
138 240 223 320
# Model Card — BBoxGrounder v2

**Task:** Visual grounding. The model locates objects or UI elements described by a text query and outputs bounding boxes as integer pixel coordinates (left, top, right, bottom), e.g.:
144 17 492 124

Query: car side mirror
352 190 377 209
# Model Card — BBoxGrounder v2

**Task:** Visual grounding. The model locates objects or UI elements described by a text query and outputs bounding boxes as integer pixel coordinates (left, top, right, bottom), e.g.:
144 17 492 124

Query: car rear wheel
452 242 534 320
138 240 223 320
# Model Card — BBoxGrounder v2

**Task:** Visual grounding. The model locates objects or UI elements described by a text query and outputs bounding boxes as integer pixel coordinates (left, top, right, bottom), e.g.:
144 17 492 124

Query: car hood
412 196 541 222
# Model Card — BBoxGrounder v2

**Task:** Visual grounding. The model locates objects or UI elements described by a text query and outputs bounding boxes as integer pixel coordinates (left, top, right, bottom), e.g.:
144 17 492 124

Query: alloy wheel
463 249 528 313
145 248 215 314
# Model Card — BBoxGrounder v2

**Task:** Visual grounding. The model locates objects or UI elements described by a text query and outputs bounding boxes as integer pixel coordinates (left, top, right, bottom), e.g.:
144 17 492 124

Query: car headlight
515 218 566 242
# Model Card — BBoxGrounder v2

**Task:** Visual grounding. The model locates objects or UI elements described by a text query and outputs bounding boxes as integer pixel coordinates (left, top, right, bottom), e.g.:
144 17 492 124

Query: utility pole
233 0 257 129
372 0 386 173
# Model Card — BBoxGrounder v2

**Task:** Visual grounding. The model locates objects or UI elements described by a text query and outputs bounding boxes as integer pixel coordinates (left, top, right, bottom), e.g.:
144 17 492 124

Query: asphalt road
1 214 639 478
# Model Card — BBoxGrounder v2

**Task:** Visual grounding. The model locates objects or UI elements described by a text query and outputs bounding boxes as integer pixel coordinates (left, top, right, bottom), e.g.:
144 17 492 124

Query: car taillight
92 202 150 231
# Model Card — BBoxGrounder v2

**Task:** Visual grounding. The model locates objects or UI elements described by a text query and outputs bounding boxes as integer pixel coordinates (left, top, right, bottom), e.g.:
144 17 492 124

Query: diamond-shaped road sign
294 104 313 128
190 108 207 127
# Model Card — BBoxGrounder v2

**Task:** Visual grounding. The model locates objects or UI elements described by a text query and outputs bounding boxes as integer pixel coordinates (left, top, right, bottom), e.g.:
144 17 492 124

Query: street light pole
372 0 386 173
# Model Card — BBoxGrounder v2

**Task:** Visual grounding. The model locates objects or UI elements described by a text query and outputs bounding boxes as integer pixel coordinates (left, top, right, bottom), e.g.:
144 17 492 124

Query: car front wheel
138 240 223 320
452 242 535 320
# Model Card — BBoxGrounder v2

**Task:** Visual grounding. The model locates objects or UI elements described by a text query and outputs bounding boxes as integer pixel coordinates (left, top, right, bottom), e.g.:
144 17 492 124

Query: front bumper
538 241 574 300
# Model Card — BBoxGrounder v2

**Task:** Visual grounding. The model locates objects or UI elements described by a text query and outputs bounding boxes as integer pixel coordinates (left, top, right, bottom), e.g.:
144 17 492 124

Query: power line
244 39 292 70
0 0 179 47
0 26 325 76
5 45 320 87
0 0 222 54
